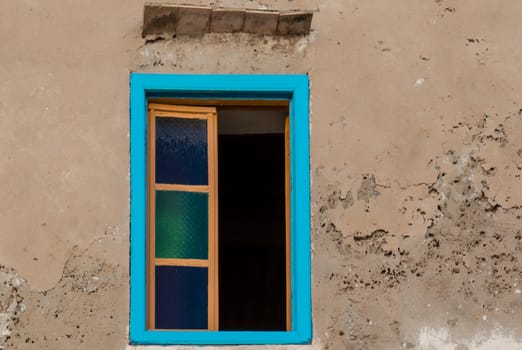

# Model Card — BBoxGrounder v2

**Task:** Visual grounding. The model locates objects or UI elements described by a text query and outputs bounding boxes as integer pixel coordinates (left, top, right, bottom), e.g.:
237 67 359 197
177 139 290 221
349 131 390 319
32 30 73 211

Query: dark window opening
218 107 287 330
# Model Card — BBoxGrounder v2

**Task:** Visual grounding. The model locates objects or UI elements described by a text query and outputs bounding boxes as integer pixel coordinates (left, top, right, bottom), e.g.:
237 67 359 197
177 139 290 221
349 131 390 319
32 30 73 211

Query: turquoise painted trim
129 73 311 345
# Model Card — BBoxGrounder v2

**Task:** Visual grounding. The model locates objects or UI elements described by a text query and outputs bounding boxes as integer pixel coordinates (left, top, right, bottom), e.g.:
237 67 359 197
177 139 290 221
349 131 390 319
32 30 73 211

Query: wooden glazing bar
152 110 210 120
155 258 209 267
155 183 209 193
149 103 218 114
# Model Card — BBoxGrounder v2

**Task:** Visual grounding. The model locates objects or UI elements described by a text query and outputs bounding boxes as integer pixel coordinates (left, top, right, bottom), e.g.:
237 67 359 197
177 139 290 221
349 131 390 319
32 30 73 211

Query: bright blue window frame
130 73 311 345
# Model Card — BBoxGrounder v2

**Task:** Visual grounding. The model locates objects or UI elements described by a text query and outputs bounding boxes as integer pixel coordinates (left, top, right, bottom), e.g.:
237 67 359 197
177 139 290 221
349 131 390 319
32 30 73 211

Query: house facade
1 1 521 349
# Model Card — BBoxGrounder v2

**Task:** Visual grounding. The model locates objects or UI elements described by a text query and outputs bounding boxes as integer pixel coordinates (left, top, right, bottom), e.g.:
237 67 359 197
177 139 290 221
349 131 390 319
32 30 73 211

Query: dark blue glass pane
156 117 208 185
155 266 208 329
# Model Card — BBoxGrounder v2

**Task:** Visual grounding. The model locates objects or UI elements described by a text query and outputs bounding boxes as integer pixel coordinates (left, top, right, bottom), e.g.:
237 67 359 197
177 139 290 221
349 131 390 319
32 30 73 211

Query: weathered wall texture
1 0 521 349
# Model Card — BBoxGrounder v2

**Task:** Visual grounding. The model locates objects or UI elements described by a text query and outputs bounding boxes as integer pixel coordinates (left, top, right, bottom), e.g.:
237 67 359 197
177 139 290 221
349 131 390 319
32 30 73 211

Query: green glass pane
155 190 208 259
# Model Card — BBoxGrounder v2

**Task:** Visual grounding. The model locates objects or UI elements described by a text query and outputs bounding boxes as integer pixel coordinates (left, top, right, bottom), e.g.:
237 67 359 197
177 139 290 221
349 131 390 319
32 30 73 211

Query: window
130 74 311 345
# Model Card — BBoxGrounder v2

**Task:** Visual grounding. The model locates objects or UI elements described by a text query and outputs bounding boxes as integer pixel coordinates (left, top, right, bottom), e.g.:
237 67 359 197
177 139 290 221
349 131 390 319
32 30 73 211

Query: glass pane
156 117 208 185
155 266 208 329
156 190 208 259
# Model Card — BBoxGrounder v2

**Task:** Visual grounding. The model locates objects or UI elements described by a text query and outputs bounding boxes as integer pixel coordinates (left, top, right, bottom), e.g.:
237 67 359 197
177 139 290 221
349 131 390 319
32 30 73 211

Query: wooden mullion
147 109 157 330
207 110 219 331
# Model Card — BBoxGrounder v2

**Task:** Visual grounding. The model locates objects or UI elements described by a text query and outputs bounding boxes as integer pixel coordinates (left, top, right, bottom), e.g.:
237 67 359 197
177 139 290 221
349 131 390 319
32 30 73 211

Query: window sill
130 329 311 346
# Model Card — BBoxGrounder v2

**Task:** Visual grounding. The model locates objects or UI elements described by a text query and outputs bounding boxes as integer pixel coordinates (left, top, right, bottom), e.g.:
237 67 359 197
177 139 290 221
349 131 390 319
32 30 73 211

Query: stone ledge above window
142 3 313 39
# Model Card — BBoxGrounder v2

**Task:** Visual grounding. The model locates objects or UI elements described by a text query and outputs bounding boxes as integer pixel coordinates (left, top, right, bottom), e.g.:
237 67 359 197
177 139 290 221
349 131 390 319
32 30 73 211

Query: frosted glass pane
156 117 208 185
155 190 208 259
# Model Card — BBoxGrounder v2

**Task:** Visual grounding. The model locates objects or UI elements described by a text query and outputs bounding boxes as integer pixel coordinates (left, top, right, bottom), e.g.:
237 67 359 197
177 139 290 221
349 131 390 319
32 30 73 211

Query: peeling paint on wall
0 230 129 349
418 327 522 350
0 268 26 349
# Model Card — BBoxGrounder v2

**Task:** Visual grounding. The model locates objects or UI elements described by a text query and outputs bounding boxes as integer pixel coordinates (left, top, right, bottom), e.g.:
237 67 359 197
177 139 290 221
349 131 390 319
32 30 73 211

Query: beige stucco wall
1 0 522 349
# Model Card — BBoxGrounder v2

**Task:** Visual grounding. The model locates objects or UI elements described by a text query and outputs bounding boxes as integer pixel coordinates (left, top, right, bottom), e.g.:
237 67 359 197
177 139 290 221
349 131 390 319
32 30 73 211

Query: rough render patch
0 268 26 348
243 10 279 34
469 111 522 208
418 327 522 350
312 108 522 350
1 227 129 349
133 32 316 73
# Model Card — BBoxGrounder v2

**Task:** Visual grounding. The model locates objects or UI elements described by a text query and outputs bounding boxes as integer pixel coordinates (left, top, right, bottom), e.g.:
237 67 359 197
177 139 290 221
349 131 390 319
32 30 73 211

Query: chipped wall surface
1 0 522 349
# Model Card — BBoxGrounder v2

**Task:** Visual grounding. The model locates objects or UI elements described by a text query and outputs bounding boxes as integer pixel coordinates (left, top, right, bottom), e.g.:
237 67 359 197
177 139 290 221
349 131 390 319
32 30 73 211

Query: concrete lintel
243 9 279 35
176 5 212 34
142 4 313 37
210 8 246 33
277 11 314 35
142 3 179 38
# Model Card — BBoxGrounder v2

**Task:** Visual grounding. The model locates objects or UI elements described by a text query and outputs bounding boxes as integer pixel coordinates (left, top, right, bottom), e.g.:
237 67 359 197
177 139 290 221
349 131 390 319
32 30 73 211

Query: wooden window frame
147 104 219 331
130 74 311 345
